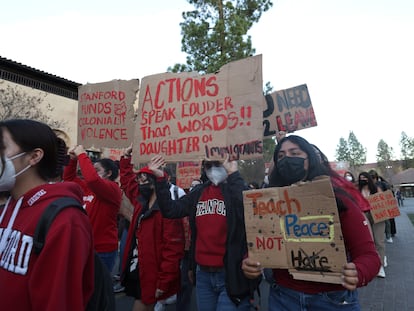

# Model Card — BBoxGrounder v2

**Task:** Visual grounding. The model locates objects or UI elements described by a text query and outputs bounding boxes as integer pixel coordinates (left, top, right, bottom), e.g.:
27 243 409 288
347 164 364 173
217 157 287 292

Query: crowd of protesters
0 119 394 311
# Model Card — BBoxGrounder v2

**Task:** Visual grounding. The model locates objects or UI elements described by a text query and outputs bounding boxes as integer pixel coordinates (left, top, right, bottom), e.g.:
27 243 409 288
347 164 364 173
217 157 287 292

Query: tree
376 139 394 178
335 137 350 162
400 131 414 169
169 0 273 74
0 83 65 129
347 131 367 168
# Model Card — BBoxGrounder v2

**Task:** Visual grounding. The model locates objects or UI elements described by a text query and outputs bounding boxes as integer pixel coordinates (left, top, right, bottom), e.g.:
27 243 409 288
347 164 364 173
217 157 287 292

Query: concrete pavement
116 198 414 310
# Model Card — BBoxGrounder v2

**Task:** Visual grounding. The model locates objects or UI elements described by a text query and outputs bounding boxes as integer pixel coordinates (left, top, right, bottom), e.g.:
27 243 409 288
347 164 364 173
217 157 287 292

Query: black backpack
33 197 115 311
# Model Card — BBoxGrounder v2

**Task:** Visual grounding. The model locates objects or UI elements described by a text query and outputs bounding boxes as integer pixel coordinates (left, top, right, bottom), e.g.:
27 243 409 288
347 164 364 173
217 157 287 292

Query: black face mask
359 180 369 187
276 156 307 185
138 183 153 200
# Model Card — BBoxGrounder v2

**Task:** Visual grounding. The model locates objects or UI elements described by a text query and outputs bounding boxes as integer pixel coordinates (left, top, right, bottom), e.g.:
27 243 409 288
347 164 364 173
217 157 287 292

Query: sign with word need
263 84 317 137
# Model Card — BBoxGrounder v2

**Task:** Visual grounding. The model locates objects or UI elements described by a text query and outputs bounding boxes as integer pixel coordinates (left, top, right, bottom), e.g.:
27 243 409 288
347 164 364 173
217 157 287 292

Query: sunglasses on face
203 161 222 170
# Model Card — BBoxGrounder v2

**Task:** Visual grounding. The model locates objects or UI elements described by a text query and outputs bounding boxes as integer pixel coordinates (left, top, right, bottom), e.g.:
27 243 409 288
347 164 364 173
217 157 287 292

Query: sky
1 0 413 163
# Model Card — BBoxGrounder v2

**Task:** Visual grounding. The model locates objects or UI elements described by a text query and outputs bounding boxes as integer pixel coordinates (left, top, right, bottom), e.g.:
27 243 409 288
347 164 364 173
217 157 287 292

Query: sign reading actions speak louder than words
133 55 264 163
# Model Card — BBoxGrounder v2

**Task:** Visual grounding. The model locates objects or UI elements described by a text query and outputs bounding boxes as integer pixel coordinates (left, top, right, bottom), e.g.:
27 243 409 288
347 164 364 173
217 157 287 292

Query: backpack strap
33 197 85 255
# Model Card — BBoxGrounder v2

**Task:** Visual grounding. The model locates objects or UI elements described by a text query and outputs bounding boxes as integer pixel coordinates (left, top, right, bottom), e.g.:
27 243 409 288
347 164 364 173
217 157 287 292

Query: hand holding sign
341 262 358 291
241 257 262 280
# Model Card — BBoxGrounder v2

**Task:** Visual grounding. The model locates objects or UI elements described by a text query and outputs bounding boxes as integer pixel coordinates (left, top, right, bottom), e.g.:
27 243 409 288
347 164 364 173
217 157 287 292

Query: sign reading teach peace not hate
77 79 138 149
133 55 264 163
243 178 346 284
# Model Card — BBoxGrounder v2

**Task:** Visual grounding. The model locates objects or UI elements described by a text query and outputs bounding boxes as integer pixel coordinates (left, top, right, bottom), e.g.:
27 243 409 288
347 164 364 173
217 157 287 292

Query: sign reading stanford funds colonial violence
243 177 347 284
263 84 317 137
133 55 264 163
77 79 139 149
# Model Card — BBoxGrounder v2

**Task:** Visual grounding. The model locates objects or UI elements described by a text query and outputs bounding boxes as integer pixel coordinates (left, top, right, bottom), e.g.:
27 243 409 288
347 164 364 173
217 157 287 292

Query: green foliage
400 131 414 169
169 0 273 74
335 131 366 168
0 84 65 129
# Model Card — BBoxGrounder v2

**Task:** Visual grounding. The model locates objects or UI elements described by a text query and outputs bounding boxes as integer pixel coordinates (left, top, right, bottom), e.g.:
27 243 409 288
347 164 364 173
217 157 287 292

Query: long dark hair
358 172 378 195
96 158 119 181
269 135 328 187
0 119 66 181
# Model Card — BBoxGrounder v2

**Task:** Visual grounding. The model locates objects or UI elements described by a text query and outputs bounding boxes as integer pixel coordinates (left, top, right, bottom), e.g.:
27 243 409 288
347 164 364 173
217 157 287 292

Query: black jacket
155 171 260 305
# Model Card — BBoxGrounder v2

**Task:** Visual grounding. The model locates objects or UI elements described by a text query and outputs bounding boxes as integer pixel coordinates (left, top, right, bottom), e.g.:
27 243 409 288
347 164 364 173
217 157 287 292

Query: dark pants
176 251 193 311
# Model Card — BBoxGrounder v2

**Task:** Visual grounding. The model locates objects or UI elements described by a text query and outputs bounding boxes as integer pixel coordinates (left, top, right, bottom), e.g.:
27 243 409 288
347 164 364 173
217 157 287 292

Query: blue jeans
268 284 360 311
195 265 250 311
98 250 118 273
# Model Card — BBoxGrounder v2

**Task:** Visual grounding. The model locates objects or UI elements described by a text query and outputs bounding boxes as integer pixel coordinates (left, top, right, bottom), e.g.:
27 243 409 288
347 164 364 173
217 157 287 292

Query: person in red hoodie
0 119 94 311
242 135 380 311
63 145 121 272
120 147 184 311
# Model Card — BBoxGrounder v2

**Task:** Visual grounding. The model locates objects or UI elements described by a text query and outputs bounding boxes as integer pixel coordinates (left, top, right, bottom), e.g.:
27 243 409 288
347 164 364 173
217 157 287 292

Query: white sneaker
384 256 388 268
377 266 386 278
386 237 393 243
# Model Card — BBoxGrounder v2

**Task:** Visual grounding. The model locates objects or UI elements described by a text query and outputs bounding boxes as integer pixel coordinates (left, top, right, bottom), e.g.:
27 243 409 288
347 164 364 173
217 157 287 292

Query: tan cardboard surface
77 79 138 149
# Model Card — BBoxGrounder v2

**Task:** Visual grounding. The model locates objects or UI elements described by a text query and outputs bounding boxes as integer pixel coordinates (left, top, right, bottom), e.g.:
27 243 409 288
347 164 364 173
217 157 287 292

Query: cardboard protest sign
367 190 400 223
176 161 202 190
263 84 317 137
77 79 138 149
133 55 264 163
243 177 346 283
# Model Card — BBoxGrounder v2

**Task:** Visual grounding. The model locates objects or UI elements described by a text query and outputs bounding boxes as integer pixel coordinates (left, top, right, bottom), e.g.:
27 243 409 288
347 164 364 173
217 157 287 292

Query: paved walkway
358 197 414 311
116 199 414 310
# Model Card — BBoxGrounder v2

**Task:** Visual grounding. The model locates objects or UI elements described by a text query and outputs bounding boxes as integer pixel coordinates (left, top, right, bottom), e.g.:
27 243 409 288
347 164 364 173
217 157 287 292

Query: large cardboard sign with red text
367 190 400 223
263 84 317 137
176 161 202 189
133 55 264 163
77 79 138 149
243 178 346 283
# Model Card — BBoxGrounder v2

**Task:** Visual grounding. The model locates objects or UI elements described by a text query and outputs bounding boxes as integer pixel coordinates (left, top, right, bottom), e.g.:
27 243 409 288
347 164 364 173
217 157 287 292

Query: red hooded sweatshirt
63 153 121 253
119 156 185 304
0 182 94 311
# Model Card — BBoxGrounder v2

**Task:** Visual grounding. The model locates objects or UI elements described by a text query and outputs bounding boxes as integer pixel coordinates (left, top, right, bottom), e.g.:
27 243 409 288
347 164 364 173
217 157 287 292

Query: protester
0 119 94 310
242 135 380 311
119 148 184 311
396 188 403 206
344 171 356 185
368 170 397 242
149 154 260 311
156 166 188 311
358 171 387 277
63 145 122 272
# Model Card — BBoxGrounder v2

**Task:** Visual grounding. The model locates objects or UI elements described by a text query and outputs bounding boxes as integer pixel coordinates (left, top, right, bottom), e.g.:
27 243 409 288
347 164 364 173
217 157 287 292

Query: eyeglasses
203 161 221 170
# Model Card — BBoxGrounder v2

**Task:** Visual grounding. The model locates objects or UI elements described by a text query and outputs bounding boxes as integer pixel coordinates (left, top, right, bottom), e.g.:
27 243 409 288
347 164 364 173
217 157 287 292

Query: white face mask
206 166 228 186
345 175 353 182
0 152 30 191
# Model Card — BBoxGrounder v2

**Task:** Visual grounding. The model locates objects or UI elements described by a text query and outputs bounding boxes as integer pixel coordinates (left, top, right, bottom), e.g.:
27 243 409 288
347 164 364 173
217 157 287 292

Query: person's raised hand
222 153 238 175
148 155 166 177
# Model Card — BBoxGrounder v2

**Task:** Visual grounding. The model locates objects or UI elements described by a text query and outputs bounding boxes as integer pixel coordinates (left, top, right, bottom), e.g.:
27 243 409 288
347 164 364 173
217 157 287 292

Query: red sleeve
119 156 140 205
338 192 381 287
77 153 121 206
29 208 94 311
157 217 185 291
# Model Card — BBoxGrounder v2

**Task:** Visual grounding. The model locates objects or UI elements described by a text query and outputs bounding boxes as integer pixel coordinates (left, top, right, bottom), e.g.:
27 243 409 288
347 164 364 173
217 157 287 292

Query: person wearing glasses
148 154 259 311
